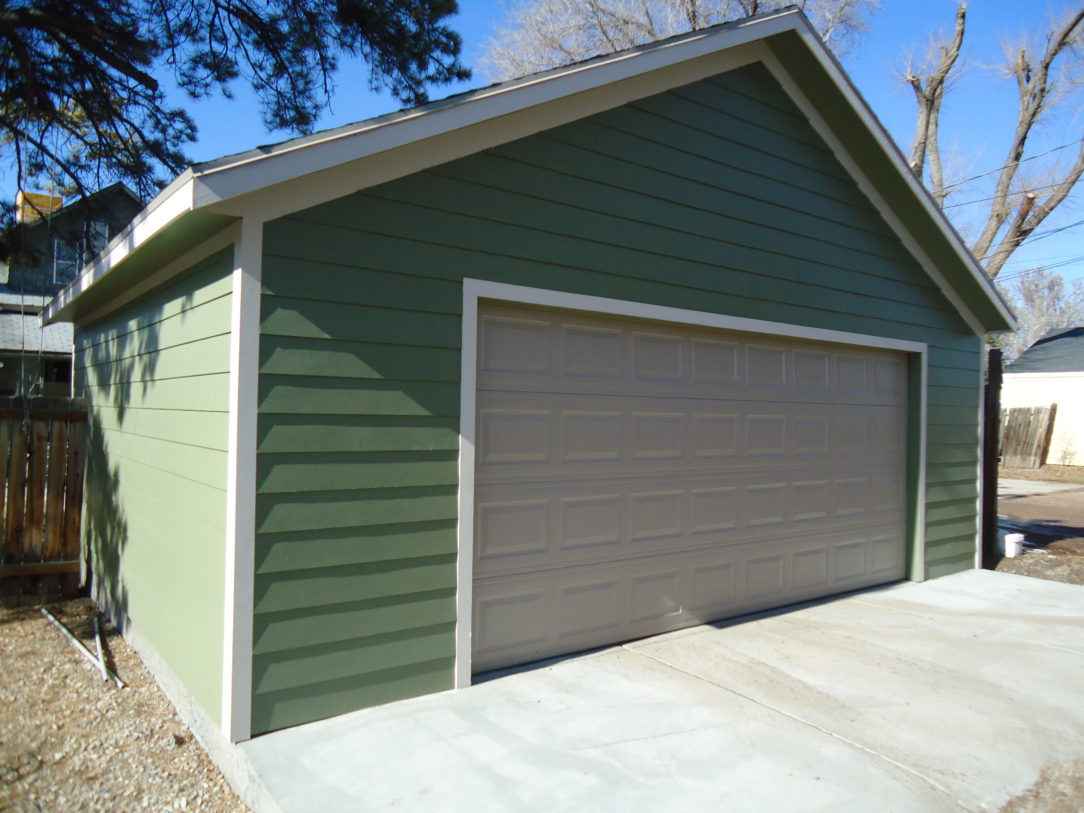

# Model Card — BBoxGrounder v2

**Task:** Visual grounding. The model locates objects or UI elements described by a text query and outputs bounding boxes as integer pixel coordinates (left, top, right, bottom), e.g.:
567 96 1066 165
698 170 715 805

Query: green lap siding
253 62 983 734
78 247 233 725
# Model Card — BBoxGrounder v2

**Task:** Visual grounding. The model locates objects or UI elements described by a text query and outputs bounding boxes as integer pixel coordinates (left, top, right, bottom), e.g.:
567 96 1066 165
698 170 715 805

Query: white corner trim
221 217 262 743
974 343 987 569
916 351 929 581
787 27 1015 332
43 175 195 324
758 52 988 338
454 278 930 683
455 289 479 689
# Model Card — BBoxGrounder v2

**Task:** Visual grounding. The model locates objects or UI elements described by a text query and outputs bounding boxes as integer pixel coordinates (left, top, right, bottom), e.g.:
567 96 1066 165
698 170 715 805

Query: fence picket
0 399 87 578
61 421 85 561
5 424 27 561
23 419 49 560
0 421 11 550
43 419 68 560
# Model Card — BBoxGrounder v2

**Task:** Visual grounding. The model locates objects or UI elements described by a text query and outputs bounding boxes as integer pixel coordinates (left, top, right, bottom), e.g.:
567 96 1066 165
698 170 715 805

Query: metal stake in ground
92 615 108 682
40 607 125 688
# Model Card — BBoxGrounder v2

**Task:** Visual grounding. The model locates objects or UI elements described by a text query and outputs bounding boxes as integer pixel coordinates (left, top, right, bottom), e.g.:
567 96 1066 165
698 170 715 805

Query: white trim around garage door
454 278 929 688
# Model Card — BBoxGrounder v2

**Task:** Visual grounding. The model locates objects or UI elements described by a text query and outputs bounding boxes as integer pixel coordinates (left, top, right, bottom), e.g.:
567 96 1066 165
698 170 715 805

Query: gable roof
43 7 1015 333
1006 327 1084 374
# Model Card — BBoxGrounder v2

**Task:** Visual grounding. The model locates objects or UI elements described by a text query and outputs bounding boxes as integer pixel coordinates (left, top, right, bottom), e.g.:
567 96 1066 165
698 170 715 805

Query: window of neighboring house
52 220 108 286
44 358 71 385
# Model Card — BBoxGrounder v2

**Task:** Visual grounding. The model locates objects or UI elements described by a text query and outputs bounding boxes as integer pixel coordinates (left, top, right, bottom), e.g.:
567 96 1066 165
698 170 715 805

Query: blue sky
164 0 1083 283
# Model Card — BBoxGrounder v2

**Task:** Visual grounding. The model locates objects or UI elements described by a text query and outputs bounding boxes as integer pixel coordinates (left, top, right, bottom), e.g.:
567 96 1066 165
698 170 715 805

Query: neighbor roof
0 312 72 354
21 182 140 232
43 7 1015 334
1006 327 1084 374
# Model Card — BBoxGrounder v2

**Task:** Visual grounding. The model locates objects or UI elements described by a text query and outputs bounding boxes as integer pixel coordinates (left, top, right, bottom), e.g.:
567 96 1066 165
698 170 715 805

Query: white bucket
1000 532 1026 558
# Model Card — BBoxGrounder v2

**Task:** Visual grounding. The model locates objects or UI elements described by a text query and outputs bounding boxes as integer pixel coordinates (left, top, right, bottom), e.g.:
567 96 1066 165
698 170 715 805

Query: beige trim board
455 278 929 686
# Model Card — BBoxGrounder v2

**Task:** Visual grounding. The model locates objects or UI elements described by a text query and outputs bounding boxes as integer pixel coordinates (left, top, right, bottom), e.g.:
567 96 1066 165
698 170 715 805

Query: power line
944 180 1075 209
975 217 1084 261
995 253 1084 283
941 137 1084 191
1003 250 1084 268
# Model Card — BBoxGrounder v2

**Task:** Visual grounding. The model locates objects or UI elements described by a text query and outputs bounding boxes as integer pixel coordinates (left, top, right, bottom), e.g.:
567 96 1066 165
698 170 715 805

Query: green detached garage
44 8 1013 751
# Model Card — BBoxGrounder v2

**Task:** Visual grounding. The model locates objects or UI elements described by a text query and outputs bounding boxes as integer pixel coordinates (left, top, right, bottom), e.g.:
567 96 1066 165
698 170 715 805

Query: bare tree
481 0 879 82
906 4 1084 280
904 4 966 208
997 267 1084 361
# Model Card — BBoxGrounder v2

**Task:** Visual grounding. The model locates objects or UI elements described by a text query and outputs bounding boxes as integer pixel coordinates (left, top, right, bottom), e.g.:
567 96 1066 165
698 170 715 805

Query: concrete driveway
240 570 1084 812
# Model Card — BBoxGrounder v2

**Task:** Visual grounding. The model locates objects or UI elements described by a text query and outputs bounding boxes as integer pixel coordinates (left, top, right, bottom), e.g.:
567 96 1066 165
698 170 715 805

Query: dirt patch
1002 760 1084 812
1001 465 1084 484
0 598 246 812
996 486 1084 585
996 547 1084 586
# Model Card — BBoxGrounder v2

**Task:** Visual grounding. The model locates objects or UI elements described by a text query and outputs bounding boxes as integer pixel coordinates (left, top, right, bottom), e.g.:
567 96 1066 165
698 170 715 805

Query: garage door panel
478 304 908 407
475 474 906 576
471 524 906 672
472 303 910 673
476 392 903 483
474 476 905 579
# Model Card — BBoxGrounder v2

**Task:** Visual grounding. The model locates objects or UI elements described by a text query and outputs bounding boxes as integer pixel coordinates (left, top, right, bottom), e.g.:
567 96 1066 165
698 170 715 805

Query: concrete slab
999 478 1084 499
238 571 1084 813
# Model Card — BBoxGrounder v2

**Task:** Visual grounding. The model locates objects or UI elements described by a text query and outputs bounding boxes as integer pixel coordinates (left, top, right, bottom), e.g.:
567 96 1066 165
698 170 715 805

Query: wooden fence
1000 405 1057 470
0 398 87 589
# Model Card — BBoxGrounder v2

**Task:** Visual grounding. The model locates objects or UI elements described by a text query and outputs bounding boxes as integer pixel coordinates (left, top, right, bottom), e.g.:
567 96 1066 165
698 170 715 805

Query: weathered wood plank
61 422 85 561
0 560 79 577
23 419 49 560
5 424 27 561
43 419 67 560
1000 405 1056 469
0 420 12 543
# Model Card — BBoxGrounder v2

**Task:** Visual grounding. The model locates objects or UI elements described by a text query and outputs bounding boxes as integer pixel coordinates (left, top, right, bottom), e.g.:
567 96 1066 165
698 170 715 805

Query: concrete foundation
227 570 1083 812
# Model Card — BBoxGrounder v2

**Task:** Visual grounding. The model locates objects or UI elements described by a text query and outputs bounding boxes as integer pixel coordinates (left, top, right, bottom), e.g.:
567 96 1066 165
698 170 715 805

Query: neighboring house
0 293 72 396
43 7 1013 774
1002 326 1084 466
0 184 141 396
4 183 142 297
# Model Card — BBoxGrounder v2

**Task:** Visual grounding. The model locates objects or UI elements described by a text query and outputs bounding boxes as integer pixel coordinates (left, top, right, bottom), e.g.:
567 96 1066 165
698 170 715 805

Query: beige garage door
471 302 909 673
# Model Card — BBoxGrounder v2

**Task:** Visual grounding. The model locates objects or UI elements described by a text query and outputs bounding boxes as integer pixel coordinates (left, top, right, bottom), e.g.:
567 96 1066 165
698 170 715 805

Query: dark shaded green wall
253 62 981 734
77 248 233 724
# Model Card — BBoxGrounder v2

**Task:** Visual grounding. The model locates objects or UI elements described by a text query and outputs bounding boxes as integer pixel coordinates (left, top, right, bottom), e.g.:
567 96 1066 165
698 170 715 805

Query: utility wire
1003 250 1084 267
994 253 1084 283
941 137 1084 191
974 217 1084 261
944 180 1076 208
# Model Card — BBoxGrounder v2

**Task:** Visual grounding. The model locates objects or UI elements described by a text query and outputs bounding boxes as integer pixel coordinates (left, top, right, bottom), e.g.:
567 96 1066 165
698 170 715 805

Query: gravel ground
995 538 1084 586
1002 760 1084 813
0 598 246 812
1001 465 1084 485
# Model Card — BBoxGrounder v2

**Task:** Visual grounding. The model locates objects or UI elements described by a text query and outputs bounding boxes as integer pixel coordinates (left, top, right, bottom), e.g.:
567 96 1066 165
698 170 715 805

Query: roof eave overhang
764 28 1015 333
45 7 1015 335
